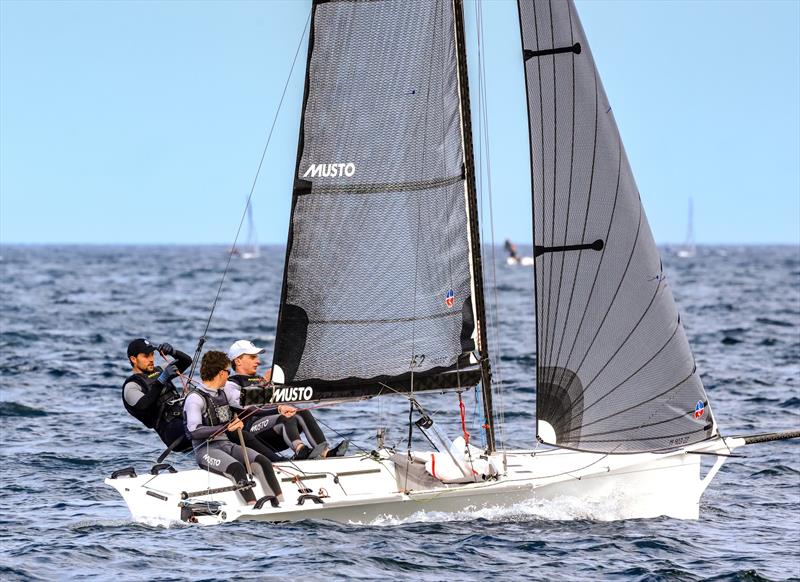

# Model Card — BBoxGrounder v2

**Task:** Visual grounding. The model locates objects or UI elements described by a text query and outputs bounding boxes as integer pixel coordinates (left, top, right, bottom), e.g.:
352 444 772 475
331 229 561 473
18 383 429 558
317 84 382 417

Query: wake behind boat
107 0 797 525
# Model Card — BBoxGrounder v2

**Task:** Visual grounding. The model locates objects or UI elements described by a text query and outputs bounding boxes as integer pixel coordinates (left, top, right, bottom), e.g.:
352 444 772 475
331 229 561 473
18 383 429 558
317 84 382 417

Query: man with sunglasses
183 350 283 505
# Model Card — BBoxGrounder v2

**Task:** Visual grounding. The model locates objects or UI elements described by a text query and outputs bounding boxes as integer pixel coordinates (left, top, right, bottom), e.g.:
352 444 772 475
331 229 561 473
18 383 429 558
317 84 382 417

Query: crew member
226 339 348 460
123 338 191 452
183 350 283 505
504 239 519 261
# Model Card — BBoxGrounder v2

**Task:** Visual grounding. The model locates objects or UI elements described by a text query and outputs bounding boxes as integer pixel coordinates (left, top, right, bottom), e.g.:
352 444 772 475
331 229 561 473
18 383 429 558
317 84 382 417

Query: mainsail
517 0 716 453
272 0 489 404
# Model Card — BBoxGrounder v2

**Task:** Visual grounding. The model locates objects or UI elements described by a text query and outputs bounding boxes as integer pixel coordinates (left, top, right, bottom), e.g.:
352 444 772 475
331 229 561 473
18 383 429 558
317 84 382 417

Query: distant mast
232 200 260 259
243 201 260 259
677 198 695 259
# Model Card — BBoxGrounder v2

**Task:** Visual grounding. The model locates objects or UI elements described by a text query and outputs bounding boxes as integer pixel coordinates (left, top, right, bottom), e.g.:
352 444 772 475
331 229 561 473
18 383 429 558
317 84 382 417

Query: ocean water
0 244 798 581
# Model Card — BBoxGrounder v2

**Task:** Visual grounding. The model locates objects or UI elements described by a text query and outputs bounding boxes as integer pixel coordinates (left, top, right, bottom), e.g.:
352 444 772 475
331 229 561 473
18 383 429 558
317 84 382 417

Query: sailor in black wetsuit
123 338 192 452
226 340 348 460
504 239 519 262
183 350 282 505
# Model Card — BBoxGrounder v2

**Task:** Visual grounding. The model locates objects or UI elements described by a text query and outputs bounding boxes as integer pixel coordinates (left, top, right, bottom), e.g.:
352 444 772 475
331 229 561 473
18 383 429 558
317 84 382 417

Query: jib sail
517 0 717 452
272 0 487 403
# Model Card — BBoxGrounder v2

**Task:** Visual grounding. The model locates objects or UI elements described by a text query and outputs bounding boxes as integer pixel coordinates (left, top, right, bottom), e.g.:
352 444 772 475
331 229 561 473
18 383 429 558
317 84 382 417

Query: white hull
106 437 743 525
506 256 534 266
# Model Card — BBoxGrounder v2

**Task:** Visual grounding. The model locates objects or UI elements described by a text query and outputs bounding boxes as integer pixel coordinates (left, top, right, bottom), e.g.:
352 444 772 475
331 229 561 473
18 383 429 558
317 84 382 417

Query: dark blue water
1 245 798 581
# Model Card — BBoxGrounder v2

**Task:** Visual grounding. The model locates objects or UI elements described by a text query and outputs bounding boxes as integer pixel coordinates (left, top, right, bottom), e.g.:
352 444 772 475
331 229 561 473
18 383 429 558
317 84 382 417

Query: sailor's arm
224 381 278 416
183 393 225 440
156 343 192 374
172 350 192 373
123 380 162 411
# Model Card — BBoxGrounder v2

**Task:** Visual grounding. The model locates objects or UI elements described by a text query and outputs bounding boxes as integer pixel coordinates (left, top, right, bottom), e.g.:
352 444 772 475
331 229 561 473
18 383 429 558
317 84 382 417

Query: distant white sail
677 198 696 258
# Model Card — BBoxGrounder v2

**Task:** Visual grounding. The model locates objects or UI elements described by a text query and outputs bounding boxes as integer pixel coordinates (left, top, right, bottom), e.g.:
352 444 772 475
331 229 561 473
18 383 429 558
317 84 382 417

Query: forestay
517 0 716 452
272 0 484 402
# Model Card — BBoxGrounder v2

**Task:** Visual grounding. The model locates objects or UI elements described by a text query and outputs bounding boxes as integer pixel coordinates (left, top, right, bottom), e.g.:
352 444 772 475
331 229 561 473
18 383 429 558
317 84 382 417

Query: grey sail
272 0 486 403
517 0 716 452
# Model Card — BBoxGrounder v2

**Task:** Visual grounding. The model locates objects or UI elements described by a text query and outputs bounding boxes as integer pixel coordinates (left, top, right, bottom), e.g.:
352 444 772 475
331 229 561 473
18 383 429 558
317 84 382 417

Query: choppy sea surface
0 244 798 581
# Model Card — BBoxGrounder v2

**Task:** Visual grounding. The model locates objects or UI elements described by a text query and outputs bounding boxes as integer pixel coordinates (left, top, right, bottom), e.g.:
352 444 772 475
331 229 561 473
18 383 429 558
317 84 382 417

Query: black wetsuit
122 350 192 451
183 385 282 503
227 373 327 453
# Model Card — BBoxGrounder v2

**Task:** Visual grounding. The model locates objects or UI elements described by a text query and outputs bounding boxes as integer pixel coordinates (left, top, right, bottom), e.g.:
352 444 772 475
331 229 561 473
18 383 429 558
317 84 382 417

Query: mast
453 0 495 452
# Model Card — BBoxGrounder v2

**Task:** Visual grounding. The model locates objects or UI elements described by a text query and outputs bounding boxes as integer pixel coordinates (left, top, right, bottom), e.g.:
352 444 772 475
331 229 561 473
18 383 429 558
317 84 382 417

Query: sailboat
677 198 696 258
504 239 534 266
106 0 796 525
232 200 260 260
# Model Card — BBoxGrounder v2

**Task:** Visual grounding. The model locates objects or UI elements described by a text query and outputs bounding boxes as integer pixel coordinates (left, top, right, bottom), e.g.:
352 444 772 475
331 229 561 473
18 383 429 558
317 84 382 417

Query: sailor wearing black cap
122 338 192 451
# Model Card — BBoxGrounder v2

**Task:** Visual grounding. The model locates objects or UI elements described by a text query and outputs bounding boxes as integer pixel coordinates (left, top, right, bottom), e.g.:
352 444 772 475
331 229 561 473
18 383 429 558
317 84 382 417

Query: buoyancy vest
122 368 183 431
188 388 233 428
227 373 266 388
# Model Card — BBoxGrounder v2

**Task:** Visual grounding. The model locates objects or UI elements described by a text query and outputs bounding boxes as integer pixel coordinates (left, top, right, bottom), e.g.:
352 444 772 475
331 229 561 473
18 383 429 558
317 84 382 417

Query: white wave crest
363 492 631 526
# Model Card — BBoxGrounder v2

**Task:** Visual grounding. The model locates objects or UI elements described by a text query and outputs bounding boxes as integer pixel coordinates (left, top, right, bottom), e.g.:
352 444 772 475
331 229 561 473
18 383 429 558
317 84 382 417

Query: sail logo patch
445 289 455 308
270 386 314 403
302 163 356 178
694 400 705 419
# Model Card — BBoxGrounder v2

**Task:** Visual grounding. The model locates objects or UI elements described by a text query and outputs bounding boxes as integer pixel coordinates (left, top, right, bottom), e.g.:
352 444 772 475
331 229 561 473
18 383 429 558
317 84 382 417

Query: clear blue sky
1 0 798 245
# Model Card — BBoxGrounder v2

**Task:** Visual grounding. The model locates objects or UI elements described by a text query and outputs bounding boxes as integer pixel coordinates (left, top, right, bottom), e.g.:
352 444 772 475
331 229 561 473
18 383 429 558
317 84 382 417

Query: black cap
127 338 156 358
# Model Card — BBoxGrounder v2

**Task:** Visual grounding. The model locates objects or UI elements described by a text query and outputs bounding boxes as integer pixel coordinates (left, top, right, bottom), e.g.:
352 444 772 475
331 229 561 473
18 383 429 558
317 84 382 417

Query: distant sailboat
677 198 696 258
232 201 260 260
504 238 533 266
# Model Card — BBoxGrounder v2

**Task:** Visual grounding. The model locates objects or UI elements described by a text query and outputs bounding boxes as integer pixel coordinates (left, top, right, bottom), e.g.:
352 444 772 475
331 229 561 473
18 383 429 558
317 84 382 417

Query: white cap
227 340 265 361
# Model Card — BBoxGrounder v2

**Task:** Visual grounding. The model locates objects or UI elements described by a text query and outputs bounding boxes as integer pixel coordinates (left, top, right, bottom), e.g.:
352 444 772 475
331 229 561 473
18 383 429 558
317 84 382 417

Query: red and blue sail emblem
445 289 455 308
694 400 705 419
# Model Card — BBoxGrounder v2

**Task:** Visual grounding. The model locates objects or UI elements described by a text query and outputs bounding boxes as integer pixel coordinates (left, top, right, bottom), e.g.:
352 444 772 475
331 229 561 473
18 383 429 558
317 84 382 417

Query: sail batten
518 0 715 453
272 0 486 402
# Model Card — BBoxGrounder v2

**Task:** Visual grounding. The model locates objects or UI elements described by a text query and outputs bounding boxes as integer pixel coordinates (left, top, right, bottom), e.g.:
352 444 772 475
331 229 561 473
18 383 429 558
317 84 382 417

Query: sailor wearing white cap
226 339 271 383
225 339 348 460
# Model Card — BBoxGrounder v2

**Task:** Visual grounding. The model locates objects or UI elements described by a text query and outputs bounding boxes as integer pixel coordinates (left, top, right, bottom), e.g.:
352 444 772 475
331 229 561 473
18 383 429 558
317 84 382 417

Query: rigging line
404 401 414 492
472 0 486 410
544 0 575 390
475 0 506 449
312 416 369 455
521 449 612 480
188 9 312 380
552 131 622 393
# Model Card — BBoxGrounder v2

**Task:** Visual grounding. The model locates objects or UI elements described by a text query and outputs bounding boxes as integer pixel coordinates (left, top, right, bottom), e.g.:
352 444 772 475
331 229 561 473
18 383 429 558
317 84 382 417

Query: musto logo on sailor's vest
302 163 356 178
271 386 314 403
